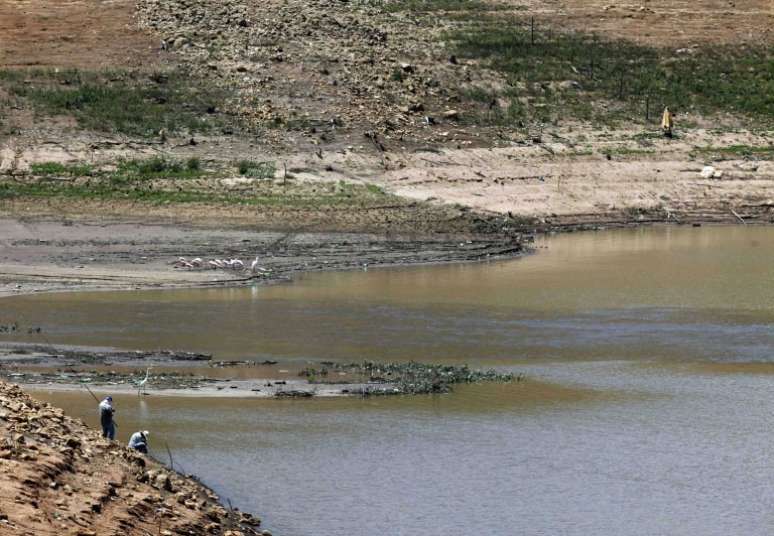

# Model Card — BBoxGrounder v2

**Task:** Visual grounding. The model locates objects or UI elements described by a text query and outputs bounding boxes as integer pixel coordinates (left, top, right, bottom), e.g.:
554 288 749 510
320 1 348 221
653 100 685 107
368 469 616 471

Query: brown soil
0 380 262 535
0 0 159 69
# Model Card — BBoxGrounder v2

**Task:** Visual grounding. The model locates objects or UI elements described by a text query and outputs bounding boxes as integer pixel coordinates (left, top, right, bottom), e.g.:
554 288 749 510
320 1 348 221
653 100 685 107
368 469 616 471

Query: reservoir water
6 226 774 535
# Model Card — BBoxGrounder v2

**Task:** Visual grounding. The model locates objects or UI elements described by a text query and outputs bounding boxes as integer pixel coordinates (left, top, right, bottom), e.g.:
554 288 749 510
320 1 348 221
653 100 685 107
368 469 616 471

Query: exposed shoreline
0 215 528 298
0 341 522 398
0 379 266 535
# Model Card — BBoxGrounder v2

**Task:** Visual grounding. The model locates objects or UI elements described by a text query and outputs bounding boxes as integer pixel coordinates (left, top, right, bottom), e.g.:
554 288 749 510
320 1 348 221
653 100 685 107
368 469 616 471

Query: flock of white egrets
173 256 266 273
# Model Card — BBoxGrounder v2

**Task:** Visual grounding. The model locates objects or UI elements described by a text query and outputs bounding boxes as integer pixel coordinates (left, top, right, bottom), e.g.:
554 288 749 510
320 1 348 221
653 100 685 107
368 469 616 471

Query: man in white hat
128 430 150 454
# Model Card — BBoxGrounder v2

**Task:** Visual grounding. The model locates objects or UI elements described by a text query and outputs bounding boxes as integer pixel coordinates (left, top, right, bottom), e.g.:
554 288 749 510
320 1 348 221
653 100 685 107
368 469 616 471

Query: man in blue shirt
128 430 149 454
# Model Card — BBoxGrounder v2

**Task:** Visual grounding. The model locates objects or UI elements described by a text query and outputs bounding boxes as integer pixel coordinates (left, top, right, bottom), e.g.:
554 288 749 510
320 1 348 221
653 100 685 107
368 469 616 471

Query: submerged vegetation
300 361 523 395
0 68 227 137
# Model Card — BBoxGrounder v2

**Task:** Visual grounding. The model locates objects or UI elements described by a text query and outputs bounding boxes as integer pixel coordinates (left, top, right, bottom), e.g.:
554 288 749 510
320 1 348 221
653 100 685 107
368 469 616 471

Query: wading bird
250 256 260 272
136 368 151 396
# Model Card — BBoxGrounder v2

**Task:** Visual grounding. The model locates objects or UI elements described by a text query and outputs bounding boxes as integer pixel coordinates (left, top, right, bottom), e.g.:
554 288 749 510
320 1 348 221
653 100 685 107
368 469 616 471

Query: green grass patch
30 161 93 177
112 156 206 181
602 146 657 157
0 177 392 208
2 154 393 209
236 160 276 179
449 19 774 126
0 68 227 137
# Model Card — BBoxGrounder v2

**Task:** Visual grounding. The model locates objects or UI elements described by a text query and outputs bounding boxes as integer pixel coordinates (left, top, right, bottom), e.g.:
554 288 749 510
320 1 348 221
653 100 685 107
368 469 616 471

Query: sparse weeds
689 144 774 159
0 68 228 137
449 19 774 127
374 0 508 13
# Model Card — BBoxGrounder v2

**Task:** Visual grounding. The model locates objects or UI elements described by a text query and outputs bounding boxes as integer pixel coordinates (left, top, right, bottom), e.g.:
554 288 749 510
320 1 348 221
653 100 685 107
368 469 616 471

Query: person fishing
98 395 116 440
128 430 150 454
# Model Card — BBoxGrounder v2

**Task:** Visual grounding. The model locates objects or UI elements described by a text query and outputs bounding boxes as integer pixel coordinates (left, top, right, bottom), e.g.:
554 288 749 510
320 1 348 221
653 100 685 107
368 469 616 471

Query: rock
240 511 261 526
557 80 582 91
700 165 715 178
399 62 414 73
736 161 759 172
699 165 723 179
154 472 174 492
171 36 189 50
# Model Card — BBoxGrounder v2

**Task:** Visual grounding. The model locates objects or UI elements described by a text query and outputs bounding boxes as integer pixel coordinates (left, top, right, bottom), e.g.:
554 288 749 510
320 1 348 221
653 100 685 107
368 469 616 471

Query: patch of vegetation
300 361 524 395
0 161 393 209
449 19 774 126
236 160 276 179
110 156 206 182
186 157 201 172
0 68 228 137
375 0 507 13
365 183 385 195
30 161 93 177
689 144 774 159
602 146 657 157
0 182 393 208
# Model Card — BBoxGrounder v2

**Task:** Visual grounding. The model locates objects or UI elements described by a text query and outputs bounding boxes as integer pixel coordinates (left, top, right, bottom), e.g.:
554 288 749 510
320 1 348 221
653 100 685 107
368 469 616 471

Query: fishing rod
83 384 118 428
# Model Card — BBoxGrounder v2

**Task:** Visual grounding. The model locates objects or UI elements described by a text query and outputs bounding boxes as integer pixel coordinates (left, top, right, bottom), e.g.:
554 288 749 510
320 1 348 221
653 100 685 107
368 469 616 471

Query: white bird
191 258 203 267
208 260 219 270
250 256 259 272
230 259 244 269
213 259 225 268
136 367 151 396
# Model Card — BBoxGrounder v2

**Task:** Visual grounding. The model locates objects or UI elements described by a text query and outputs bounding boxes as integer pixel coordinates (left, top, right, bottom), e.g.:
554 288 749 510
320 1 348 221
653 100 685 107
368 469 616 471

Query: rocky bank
0 380 264 536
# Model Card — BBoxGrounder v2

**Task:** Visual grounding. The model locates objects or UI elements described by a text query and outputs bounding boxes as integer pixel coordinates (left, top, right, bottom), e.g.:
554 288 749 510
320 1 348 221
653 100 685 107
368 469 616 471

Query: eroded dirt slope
0 380 263 535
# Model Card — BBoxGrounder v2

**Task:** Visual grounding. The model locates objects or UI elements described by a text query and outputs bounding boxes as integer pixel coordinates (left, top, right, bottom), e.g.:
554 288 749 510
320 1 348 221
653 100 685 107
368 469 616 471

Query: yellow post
661 107 673 138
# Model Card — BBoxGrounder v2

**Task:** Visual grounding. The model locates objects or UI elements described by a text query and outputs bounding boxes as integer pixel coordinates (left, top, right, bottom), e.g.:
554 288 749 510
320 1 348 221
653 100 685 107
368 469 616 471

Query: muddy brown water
6 226 774 536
